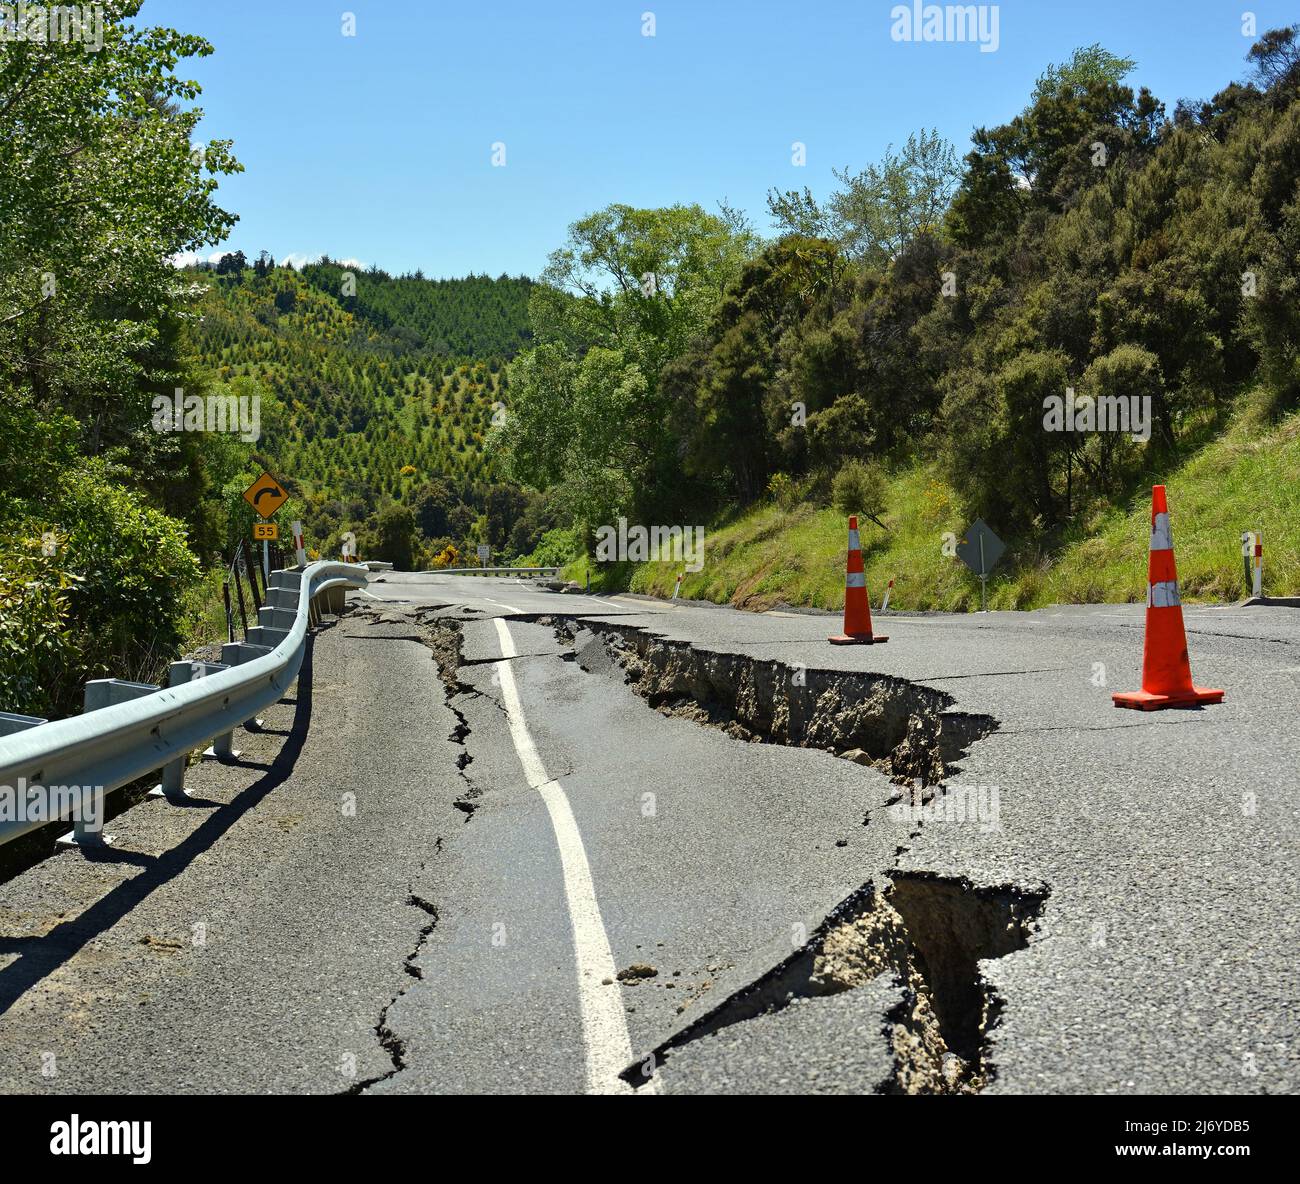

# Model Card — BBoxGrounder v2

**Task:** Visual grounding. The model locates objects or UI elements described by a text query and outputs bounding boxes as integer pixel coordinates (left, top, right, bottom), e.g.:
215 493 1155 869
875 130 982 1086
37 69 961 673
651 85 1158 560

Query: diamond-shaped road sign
956 519 1005 578
242 472 288 518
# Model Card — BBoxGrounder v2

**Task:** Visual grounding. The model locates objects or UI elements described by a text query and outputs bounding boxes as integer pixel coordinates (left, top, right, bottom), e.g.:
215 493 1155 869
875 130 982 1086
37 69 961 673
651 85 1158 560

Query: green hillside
190 264 557 568
298 262 535 358
582 390 1300 611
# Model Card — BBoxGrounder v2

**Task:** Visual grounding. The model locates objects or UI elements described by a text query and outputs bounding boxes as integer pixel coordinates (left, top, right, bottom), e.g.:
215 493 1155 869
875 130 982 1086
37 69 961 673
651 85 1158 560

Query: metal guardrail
413 567 562 578
0 560 369 849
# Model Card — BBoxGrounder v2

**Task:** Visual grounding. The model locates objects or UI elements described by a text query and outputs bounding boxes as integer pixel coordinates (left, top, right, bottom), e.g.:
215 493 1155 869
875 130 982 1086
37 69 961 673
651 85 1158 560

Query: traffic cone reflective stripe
1148 580 1180 608
829 516 887 645
1112 485 1222 711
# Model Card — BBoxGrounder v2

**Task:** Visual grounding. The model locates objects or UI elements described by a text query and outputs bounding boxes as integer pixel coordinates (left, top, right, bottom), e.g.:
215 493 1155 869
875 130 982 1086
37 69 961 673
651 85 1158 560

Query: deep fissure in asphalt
544 617 1049 1093
622 874 1048 1094
400 607 1049 1094
552 619 996 787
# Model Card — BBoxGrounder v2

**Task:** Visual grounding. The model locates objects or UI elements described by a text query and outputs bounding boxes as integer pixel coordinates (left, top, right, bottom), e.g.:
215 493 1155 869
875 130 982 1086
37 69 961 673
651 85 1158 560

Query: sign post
243 473 288 584
477 544 490 569
253 521 279 580
955 519 1006 613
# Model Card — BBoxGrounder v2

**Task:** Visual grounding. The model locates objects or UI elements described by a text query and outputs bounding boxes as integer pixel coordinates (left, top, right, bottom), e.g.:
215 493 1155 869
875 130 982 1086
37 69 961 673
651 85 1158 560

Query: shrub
55 468 202 687
1 425 202 713
767 472 802 511
519 525 582 568
0 531 82 717
832 459 888 524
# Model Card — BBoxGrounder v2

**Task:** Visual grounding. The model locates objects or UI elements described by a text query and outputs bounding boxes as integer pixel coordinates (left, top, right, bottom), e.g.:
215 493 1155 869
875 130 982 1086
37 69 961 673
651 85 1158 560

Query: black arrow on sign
253 485 283 507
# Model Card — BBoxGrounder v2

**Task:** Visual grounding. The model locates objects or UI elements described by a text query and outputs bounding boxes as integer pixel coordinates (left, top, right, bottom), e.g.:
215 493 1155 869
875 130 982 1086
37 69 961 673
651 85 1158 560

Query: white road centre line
492 617 652 1096
484 598 523 614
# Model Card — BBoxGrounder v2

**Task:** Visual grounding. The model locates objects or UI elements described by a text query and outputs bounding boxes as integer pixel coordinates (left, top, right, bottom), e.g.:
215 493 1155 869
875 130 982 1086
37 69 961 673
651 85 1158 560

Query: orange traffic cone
829 516 887 645
1112 485 1223 710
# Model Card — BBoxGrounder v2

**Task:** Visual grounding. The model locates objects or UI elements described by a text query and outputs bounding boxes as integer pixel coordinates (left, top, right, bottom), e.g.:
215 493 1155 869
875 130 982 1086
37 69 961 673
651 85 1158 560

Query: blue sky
149 0 1293 278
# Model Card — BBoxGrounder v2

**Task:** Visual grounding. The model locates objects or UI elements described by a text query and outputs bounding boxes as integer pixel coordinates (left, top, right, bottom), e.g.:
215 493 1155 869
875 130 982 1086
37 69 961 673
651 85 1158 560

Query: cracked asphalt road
1 570 1297 1095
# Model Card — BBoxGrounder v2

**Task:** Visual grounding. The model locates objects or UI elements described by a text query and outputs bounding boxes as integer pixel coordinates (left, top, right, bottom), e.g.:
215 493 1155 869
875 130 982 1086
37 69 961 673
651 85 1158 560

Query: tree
498 344 648 530
216 250 248 276
447 503 476 541
485 484 527 550
372 504 417 570
413 478 454 538
0 1 242 715
948 45 1160 244
528 202 756 376
500 204 756 531
1030 43 1138 106
0 1 240 416
1247 25 1300 92
769 130 961 265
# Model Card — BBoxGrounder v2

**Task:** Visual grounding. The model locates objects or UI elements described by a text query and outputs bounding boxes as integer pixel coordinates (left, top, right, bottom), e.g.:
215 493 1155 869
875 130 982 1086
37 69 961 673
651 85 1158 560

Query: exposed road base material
554 620 995 787
625 873 1047 1094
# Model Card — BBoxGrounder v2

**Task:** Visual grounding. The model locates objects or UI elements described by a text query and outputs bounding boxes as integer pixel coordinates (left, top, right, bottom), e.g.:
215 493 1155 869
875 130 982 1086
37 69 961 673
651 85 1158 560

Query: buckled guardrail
0 561 368 850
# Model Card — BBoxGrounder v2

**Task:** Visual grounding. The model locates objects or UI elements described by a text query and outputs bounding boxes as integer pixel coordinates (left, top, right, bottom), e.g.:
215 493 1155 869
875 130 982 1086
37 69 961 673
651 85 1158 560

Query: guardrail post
156 664 193 800
257 605 299 633
206 704 243 760
82 679 159 714
222 642 273 729
152 661 229 801
59 679 160 847
247 625 290 648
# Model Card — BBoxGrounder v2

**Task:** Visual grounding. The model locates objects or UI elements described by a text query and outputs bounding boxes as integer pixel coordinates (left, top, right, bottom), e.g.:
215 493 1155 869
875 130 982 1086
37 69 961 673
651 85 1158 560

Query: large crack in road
620 873 1048 1094
346 892 440 1095
552 619 997 788
545 616 1050 1093
401 606 1051 1095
